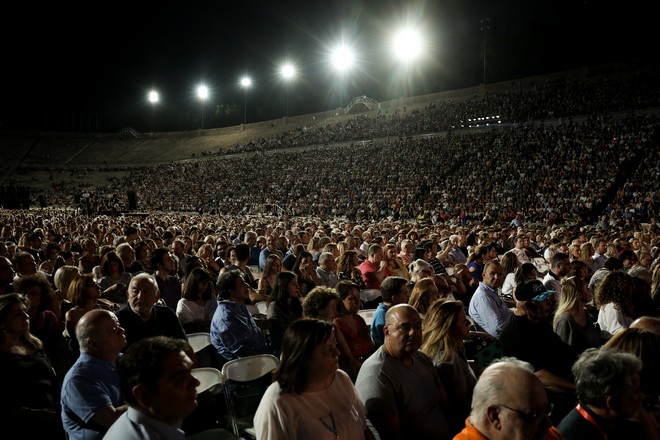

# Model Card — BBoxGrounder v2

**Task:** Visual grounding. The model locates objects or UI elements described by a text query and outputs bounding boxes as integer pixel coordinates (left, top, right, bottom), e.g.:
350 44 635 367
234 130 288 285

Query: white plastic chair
255 301 268 315
357 308 377 326
221 354 280 439
191 367 225 394
187 332 212 354
360 289 381 303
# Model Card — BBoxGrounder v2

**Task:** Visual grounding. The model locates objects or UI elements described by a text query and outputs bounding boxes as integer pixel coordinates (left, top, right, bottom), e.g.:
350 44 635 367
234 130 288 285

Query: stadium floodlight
197 84 209 130
148 90 159 135
279 63 296 118
330 44 355 108
240 76 252 124
391 27 424 63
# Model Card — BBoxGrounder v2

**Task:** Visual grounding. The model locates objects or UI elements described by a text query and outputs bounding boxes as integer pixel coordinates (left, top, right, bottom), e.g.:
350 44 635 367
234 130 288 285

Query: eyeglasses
389 321 423 333
495 403 553 423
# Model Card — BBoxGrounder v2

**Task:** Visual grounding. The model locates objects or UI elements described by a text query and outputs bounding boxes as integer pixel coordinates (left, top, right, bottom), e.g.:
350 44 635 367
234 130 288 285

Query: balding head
384 304 422 361
470 357 551 440
76 309 126 360
630 316 660 335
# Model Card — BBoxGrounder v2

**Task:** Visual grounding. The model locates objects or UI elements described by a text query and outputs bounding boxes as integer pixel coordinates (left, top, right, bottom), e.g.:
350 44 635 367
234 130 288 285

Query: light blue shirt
370 302 390 349
468 283 512 338
102 407 185 440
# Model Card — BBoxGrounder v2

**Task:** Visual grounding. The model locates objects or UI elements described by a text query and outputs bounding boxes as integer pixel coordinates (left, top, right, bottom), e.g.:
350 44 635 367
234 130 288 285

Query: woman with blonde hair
408 278 440 319
382 243 410 280
258 253 282 297
578 242 596 281
553 276 603 354
421 299 477 433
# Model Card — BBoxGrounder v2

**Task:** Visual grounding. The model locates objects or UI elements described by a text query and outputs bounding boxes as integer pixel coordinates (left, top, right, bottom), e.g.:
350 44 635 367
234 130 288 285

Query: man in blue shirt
370 276 409 348
61 309 127 440
468 261 511 338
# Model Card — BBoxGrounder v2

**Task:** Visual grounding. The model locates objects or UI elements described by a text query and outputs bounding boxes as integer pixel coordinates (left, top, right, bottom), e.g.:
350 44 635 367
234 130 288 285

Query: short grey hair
470 357 534 425
318 252 335 266
572 347 641 407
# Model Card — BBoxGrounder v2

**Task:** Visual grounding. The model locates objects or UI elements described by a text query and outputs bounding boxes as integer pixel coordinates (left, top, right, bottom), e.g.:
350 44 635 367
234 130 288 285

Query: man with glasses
455 357 563 440
356 304 451 439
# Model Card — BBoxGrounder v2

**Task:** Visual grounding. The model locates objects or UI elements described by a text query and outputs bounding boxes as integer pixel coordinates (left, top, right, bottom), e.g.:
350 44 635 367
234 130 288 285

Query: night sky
1 0 655 133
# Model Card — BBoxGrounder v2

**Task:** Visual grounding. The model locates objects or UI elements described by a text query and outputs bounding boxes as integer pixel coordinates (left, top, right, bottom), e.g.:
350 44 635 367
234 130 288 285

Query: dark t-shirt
499 314 577 382
115 304 187 350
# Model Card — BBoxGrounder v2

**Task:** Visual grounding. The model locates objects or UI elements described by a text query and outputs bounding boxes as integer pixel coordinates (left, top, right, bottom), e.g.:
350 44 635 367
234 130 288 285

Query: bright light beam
330 45 355 72
391 28 424 63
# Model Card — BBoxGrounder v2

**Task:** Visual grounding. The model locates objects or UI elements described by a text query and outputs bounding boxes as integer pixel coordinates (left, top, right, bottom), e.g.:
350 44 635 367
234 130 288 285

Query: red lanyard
576 403 608 440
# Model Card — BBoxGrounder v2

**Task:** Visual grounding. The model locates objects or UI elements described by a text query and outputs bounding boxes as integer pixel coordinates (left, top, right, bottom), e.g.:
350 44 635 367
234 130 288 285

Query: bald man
61 309 128 440
356 304 450 439
455 357 563 440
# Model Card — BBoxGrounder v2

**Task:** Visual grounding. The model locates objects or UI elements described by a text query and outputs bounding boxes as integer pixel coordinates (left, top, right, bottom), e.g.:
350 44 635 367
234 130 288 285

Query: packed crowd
1 208 660 438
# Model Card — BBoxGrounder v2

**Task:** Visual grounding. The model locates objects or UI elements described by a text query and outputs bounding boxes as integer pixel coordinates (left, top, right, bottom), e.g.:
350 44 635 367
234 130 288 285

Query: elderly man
114 273 187 351
356 304 450 440
61 309 128 440
315 251 339 288
558 347 658 440
468 261 512 338
454 357 563 440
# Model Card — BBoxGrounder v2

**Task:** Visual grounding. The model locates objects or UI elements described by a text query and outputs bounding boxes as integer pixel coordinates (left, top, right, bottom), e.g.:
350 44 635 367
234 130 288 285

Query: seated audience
210 270 270 363
103 336 200 439
553 276 604 354
254 318 374 439
454 357 563 440
176 266 216 333
356 304 451 440
61 309 127 440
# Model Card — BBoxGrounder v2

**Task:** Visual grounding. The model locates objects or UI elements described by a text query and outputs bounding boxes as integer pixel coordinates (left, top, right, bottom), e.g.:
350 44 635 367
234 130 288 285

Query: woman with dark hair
254 318 374 439
134 240 152 273
596 271 635 337
511 262 539 301
292 250 319 297
335 281 374 381
176 267 216 333
267 271 303 355
97 251 132 304
337 250 366 290
499 251 520 299
0 293 65 438
466 245 488 283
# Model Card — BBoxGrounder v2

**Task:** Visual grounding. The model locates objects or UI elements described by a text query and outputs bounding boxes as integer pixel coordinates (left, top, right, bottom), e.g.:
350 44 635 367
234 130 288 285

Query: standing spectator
61 309 127 440
103 336 200 440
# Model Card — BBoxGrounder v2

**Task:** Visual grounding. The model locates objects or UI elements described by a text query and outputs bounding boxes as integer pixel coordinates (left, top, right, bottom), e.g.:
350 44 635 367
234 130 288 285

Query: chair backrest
221 354 280 382
254 301 268 315
221 354 280 438
357 308 377 326
187 332 212 353
191 367 225 394
360 289 381 302
245 304 259 316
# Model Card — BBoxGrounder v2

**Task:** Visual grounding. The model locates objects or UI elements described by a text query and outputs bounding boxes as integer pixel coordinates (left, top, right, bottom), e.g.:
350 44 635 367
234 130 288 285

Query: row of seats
188 332 280 440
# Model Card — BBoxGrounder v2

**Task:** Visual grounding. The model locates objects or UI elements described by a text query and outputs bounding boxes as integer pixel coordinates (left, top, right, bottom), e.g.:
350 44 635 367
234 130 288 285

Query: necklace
319 413 339 439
